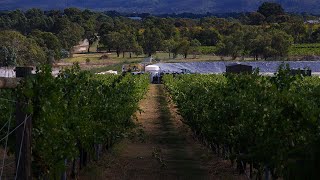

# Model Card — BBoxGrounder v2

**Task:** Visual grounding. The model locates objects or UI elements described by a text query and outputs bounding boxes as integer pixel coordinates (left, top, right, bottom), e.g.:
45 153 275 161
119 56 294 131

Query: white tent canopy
96 70 118 75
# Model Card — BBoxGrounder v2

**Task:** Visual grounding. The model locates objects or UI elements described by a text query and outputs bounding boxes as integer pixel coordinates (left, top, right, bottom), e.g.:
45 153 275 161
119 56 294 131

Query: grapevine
0 64 149 178
163 66 320 179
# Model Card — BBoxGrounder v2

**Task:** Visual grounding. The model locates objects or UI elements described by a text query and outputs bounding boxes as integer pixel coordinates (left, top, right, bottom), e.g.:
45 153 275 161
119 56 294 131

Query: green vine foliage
1 64 149 177
163 67 320 179
0 89 15 151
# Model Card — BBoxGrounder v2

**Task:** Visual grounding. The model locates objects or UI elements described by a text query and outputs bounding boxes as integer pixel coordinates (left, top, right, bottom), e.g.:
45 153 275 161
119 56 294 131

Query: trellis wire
0 121 8 133
0 107 13 179
14 115 27 180
0 115 31 143
0 161 15 169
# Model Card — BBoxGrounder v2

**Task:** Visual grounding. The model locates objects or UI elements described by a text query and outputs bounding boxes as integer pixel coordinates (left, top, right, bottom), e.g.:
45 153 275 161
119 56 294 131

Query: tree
125 31 139 58
96 15 113 32
142 28 164 57
133 45 143 57
0 46 16 67
82 17 98 53
258 2 285 18
85 31 98 53
30 30 62 59
100 31 126 57
282 22 306 43
99 31 113 52
247 12 265 25
195 28 221 46
57 22 84 50
46 10 63 19
0 15 12 30
163 39 178 58
177 39 196 59
0 30 46 65
248 32 273 60
98 21 115 52
311 28 320 43
217 31 245 59
8 10 28 33
64 8 83 23
190 39 201 58
0 47 9 67
248 30 293 60
199 17 230 33
270 30 293 57
25 8 54 32
98 17 114 30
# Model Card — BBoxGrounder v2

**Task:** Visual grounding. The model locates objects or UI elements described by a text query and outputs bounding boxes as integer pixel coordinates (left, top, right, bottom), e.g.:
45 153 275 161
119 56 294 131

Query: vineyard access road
80 84 244 180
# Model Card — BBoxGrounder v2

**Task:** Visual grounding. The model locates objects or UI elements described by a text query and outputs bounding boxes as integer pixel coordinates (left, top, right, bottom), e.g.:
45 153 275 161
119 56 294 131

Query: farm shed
226 64 253 74
72 39 89 53
290 69 311 76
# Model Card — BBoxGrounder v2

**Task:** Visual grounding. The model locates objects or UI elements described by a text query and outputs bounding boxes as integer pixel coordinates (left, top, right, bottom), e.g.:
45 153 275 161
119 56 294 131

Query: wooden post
15 67 33 180
60 159 67 180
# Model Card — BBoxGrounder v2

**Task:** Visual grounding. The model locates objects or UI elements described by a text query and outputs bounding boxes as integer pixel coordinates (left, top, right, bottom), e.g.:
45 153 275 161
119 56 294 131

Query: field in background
59 52 144 72
63 53 143 63
289 43 320 56
60 43 320 73
62 52 255 73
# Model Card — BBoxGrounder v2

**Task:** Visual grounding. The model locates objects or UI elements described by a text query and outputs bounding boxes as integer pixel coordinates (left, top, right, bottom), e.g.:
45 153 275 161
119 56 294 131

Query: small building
290 69 311 76
72 39 90 54
226 64 253 74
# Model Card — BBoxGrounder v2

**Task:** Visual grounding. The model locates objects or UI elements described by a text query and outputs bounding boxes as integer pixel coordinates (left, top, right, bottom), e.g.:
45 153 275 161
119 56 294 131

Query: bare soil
79 84 245 180
0 149 15 179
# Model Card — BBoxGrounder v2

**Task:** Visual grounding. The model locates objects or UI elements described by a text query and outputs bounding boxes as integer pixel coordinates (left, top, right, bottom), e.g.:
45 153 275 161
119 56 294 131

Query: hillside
0 0 319 14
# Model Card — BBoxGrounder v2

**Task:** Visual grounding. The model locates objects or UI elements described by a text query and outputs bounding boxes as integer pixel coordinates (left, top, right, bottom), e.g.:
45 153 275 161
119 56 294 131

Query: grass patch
63 52 146 63
197 46 217 55
156 85 208 178
89 40 99 52
64 54 101 63
89 63 124 73
89 59 142 73
289 43 320 56
79 140 127 179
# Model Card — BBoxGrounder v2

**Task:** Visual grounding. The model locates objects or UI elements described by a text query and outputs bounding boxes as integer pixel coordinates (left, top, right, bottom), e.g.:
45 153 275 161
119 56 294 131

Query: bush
99 54 109 60
60 49 70 59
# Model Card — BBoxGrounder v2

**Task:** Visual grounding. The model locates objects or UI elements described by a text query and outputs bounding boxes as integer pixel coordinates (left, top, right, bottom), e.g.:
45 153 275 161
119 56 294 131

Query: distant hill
0 0 319 14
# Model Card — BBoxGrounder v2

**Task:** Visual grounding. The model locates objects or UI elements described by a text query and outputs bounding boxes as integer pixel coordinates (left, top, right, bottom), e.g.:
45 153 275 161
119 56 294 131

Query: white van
145 65 161 83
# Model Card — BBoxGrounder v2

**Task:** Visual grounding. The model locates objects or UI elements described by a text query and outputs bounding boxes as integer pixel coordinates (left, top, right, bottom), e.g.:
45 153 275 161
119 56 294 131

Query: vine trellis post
0 67 33 180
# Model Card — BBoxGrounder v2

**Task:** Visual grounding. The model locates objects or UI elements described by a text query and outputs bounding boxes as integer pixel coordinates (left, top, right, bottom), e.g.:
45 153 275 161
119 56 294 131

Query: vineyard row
163 65 320 179
0 65 149 178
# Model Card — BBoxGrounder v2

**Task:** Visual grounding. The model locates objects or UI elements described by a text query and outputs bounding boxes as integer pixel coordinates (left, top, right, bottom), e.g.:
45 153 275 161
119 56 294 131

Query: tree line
0 2 320 66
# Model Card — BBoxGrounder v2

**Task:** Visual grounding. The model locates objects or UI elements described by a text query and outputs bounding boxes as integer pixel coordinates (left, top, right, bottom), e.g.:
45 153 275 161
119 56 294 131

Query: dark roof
226 63 252 67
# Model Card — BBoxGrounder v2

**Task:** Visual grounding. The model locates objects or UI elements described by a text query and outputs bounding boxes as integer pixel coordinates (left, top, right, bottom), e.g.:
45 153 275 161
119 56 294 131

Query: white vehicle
145 65 161 83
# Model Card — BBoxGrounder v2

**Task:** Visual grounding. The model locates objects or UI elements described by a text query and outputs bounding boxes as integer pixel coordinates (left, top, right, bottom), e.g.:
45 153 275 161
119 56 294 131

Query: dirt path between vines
80 84 244 180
